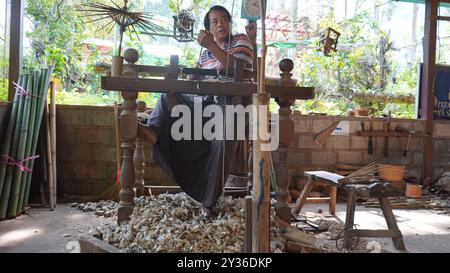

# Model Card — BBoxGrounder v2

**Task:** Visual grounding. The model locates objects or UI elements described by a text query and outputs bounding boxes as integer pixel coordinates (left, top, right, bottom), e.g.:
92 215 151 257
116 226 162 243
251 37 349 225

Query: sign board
331 120 350 136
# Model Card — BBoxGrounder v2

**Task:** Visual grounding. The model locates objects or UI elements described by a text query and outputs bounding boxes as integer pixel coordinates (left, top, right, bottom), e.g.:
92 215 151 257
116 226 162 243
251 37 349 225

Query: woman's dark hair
203 5 232 31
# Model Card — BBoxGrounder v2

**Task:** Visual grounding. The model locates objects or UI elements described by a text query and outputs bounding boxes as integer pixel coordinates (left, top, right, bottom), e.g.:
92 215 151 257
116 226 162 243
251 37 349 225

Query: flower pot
405 183 422 198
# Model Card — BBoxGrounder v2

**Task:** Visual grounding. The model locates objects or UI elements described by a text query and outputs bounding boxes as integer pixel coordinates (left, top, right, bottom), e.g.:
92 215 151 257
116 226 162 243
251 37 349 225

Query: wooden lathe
100 48 314 239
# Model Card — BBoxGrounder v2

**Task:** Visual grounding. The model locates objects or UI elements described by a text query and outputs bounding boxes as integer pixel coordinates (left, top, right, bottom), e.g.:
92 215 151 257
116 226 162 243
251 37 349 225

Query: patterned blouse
197 33 254 72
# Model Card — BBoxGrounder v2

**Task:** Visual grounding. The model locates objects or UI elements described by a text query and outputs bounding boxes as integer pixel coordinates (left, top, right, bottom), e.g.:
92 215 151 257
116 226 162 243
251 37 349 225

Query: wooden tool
383 112 391 157
314 121 340 146
368 116 374 155
403 130 414 157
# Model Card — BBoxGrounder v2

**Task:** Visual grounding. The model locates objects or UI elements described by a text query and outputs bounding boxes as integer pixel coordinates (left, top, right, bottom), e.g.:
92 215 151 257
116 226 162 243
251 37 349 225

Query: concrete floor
0 203 449 253
0 205 108 253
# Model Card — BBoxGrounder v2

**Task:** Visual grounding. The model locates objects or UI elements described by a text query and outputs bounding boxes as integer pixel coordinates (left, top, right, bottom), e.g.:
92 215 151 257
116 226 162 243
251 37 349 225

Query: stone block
294 117 311 133
311 151 336 165
337 151 363 164
90 110 115 127
312 119 334 133
413 152 423 167
57 109 89 125
288 151 311 165
297 135 316 149
56 125 79 145
434 139 447 152
351 136 368 150
328 136 350 150
434 122 450 138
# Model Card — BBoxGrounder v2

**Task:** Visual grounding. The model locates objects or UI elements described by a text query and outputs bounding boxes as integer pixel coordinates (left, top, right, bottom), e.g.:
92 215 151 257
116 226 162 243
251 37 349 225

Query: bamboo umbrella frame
21 68 52 213
0 74 28 219
79 0 165 56
6 72 35 218
0 75 24 199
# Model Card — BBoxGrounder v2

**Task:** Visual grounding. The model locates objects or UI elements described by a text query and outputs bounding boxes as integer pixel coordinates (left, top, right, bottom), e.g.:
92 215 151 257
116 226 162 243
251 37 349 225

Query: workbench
293 171 406 251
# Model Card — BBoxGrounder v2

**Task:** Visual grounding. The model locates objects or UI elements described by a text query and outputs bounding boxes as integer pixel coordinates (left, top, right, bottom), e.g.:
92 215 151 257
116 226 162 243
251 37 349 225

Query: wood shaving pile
86 193 283 253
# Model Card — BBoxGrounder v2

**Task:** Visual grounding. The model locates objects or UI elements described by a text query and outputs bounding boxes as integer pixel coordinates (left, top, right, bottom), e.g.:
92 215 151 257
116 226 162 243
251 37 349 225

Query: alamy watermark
170 97 279 151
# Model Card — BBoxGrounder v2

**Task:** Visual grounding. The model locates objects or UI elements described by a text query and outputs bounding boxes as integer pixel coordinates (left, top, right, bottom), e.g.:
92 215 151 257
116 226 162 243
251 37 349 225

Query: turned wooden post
275 59 297 224
134 101 146 197
117 48 139 224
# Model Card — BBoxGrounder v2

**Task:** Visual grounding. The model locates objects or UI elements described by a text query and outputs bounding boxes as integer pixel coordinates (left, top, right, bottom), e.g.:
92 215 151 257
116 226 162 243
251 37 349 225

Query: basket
378 164 405 181
224 174 247 188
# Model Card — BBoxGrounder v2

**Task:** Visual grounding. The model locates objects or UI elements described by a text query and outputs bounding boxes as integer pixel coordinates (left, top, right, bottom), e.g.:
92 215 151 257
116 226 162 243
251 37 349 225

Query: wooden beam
421 0 438 181
7 0 23 101
101 77 314 100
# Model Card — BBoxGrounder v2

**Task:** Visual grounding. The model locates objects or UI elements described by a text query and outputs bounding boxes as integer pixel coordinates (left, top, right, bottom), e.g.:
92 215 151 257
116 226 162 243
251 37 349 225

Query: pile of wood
0 69 54 220
362 196 449 210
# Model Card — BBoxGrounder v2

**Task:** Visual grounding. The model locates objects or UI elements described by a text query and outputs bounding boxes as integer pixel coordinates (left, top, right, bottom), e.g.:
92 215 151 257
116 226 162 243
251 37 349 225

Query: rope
2 155 40 173
335 224 360 251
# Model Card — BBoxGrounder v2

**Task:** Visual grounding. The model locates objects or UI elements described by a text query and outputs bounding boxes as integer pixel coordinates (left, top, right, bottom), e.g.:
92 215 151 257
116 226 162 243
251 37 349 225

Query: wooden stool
292 171 338 216
293 171 406 251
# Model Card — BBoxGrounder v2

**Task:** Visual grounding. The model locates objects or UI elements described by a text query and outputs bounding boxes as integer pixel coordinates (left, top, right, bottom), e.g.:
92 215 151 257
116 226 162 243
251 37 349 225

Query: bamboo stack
0 67 53 219
338 163 380 185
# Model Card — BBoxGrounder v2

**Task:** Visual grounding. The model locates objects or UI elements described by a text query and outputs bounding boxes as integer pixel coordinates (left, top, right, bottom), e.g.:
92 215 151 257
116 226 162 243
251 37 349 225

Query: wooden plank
286 241 330 253
304 171 344 184
292 177 313 214
304 197 330 204
347 229 401 238
7 0 23 101
329 185 337 215
284 226 316 245
422 0 438 181
101 77 314 100
355 131 410 137
343 190 356 249
244 196 252 253
378 195 406 250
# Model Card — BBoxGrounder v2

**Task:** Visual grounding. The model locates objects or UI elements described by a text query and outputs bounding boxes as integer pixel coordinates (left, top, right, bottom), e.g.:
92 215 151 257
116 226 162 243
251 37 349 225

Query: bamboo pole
0 74 28 219
45 100 54 210
22 68 52 212
50 80 57 208
16 70 40 215
0 75 23 198
7 71 35 218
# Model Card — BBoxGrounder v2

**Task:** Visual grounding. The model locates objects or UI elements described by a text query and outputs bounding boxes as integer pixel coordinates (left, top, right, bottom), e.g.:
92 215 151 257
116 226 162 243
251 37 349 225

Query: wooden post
117 49 139 224
421 0 438 181
275 59 296 224
7 0 23 101
243 195 253 253
251 92 271 253
134 101 146 197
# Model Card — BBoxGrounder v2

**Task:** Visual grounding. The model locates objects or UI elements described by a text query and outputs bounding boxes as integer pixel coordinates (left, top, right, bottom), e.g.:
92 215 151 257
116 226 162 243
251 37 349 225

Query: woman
138 5 256 221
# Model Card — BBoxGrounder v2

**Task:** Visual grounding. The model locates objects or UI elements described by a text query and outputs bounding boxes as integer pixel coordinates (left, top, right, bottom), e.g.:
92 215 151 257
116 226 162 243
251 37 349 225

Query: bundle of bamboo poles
338 162 380 185
0 67 53 219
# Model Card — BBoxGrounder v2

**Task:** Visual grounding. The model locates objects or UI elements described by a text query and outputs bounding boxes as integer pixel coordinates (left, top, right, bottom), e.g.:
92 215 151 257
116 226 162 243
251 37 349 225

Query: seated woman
138 5 256 221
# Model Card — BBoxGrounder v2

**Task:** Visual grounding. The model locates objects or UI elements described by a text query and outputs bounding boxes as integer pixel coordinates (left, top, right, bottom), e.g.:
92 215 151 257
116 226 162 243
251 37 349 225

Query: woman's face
208 10 231 43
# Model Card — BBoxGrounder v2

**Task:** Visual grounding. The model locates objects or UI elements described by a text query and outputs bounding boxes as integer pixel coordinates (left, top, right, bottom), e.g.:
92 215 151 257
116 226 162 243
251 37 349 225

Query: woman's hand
245 22 257 44
197 30 216 49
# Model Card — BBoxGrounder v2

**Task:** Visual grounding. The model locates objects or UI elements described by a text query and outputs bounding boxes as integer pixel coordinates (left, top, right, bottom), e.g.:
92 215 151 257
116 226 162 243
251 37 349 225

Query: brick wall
55 105 175 197
289 115 425 180
1 102 450 197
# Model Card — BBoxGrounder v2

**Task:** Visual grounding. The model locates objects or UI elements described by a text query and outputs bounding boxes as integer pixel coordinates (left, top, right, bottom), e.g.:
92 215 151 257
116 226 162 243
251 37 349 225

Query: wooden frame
100 52 314 252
